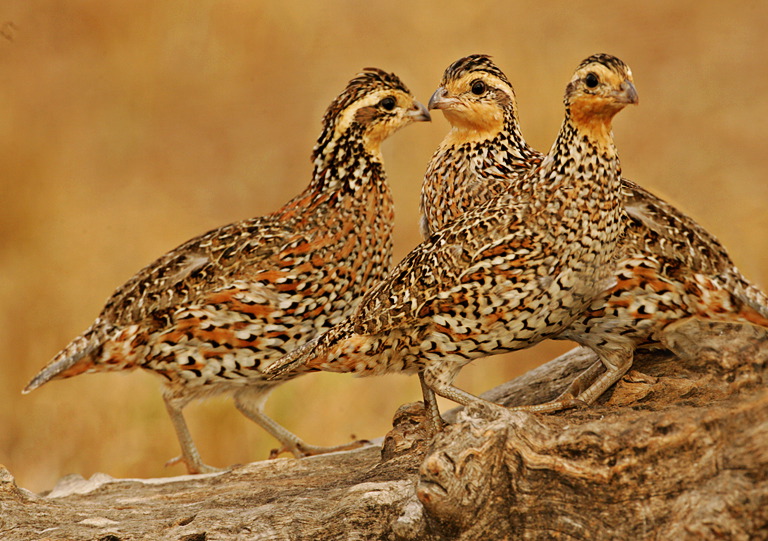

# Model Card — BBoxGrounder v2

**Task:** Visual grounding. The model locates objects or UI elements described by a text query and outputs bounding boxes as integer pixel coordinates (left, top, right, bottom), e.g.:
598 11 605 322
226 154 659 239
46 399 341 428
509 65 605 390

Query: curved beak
428 86 460 110
615 80 639 105
408 100 431 122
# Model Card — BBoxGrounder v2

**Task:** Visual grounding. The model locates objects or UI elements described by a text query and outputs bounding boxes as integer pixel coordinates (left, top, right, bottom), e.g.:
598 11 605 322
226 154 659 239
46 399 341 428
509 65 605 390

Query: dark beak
408 100 431 122
427 86 460 110
616 80 639 105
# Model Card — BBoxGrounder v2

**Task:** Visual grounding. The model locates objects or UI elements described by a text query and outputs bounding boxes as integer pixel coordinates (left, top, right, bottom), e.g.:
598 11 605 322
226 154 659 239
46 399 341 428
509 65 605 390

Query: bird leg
422 364 510 415
506 348 634 413
422 348 632 417
233 386 370 459
163 395 223 474
553 360 604 402
569 347 634 406
419 371 447 435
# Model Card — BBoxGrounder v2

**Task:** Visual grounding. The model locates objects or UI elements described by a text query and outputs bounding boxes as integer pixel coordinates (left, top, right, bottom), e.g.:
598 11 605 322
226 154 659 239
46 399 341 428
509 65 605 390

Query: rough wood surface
2 320 767 540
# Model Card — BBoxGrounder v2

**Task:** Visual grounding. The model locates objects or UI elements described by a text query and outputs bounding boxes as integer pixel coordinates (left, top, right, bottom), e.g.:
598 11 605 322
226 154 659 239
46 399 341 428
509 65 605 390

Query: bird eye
379 97 396 111
471 80 487 95
585 73 599 88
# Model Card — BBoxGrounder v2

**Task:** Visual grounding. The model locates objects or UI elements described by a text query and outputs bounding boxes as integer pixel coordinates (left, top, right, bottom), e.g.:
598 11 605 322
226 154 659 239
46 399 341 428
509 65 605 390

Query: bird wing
99 214 304 328
353 195 541 335
620 179 732 275
621 178 768 318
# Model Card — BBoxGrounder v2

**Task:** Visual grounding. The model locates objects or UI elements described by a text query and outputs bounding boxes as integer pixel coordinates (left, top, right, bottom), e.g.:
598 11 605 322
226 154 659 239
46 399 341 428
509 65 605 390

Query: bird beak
615 80 639 105
408 100 432 122
428 86 459 110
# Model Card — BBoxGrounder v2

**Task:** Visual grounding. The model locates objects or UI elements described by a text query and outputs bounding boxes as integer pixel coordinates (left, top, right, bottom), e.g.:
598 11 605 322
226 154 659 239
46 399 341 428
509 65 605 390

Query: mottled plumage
24 68 430 473
421 54 768 410
265 55 638 418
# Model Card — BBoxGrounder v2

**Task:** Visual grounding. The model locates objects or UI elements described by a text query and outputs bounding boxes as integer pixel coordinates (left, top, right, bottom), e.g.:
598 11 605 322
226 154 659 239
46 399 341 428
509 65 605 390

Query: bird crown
441 54 514 89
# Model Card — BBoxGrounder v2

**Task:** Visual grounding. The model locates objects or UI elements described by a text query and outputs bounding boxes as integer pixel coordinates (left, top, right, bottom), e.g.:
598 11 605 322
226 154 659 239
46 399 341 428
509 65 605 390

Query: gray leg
571 347 634 405
419 371 446 436
554 360 604 402
512 348 634 413
422 349 628 417
234 386 370 458
422 363 507 413
163 395 222 474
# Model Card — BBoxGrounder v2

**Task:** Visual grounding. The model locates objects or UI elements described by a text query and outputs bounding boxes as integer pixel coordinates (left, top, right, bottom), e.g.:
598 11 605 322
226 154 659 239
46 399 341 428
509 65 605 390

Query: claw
164 455 184 468
268 446 291 459
164 455 223 474
269 438 373 460
559 398 587 410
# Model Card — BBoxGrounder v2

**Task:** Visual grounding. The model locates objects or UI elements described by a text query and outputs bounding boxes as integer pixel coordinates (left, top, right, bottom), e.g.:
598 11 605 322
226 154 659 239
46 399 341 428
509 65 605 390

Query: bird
264 54 639 428
419 53 768 414
23 68 431 473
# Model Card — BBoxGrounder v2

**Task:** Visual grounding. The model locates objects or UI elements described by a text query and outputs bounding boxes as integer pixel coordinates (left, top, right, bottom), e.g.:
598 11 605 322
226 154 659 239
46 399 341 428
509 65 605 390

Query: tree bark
2 320 767 540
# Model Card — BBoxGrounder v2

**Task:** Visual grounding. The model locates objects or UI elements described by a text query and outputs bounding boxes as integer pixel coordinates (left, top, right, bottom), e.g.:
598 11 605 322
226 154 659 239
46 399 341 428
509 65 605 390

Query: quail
24 68 431 473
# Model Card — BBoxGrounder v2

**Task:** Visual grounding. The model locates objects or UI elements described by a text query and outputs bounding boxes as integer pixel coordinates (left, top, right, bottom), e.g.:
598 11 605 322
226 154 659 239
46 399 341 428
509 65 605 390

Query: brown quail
23 68 431 473
265 54 638 427
421 54 768 413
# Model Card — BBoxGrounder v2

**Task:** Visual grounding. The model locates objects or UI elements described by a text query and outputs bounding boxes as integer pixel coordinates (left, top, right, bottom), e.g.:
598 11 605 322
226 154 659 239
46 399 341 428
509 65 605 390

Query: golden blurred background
2 1 766 493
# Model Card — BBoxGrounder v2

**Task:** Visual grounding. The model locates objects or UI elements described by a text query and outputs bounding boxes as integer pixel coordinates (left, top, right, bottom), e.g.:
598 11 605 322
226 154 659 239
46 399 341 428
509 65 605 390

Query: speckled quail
24 68 430 473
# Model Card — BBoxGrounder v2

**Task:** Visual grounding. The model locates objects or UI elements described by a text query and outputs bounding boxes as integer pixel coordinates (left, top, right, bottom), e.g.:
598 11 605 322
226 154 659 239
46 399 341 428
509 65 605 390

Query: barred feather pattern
266 55 637 414
24 68 430 471
416 54 768 409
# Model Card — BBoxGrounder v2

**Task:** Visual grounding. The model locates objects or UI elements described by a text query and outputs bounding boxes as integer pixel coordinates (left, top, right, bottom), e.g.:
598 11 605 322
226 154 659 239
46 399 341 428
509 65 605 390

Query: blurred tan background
2 1 766 493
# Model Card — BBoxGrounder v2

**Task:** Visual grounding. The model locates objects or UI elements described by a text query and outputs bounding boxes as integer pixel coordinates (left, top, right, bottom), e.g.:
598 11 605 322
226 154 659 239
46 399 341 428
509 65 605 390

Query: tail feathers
263 338 320 381
23 348 92 394
23 323 109 394
737 302 768 331
264 320 357 380
738 281 768 323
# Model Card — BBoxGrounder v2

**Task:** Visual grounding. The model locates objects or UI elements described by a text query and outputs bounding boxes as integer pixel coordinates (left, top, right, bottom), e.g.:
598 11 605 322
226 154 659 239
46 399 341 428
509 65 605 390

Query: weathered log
1 321 766 540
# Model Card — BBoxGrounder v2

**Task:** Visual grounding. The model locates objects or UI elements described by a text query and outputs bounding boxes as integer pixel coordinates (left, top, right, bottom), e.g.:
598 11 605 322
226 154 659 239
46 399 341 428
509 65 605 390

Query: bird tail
737 301 768 330
736 281 768 324
264 320 362 380
22 320 116 394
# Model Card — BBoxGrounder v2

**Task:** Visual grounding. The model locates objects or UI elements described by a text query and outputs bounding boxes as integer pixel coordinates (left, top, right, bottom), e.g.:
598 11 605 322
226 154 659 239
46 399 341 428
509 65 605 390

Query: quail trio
265 54 639 423
27 52 768 472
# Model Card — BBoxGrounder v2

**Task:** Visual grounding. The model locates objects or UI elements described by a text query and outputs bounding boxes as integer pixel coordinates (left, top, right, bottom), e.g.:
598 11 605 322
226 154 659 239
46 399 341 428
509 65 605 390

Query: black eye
471 80 487 95
585 73 599 88
379 97 396 111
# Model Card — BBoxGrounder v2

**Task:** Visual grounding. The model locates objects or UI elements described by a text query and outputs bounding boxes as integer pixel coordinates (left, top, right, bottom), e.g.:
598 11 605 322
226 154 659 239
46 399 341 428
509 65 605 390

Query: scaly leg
163 395 222 474
422 349 629 417
234 386 370 459
422 363 510 413
419 371 446 436
515 347 634 412
553 360 604 402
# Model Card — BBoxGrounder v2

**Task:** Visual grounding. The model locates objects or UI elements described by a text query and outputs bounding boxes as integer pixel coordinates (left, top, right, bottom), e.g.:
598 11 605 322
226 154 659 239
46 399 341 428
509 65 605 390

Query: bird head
565 53 639 137
315 68 430 158
428 54 517 141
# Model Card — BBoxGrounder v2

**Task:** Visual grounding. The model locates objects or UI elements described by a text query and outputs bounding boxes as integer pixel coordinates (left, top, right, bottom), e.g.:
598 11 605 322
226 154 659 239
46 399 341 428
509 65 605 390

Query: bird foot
506 397 586 414
269 438 373 459
164 455 223 474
